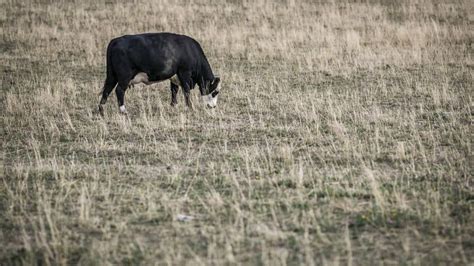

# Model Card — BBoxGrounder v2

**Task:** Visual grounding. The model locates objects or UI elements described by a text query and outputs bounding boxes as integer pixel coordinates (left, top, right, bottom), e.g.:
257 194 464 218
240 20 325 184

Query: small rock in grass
176 214 194 222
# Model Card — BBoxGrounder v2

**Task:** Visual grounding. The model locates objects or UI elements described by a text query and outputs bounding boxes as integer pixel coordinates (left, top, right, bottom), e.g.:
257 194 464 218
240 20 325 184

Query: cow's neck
200 57 214 81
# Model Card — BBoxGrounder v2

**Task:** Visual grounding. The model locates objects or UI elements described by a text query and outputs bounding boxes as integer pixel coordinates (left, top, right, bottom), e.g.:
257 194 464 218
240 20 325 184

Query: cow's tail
99 41 117 96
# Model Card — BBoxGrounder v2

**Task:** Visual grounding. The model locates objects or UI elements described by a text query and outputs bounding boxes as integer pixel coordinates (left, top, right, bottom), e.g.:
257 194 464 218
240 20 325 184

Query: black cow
98 32 220 115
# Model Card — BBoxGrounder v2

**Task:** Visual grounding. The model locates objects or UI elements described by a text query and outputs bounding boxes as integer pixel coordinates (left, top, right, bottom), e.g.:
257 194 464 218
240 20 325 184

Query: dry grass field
1 0 473 264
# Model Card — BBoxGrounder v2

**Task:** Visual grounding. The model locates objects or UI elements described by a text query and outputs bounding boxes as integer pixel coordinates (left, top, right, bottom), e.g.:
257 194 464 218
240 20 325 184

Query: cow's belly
169 75 181 86
129 72 180 86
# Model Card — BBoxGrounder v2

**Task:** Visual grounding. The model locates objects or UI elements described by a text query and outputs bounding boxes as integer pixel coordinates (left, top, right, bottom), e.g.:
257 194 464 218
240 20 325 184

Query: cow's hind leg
170 81 179 106
115 81 129 114
98 77 117 116
177 71 194 109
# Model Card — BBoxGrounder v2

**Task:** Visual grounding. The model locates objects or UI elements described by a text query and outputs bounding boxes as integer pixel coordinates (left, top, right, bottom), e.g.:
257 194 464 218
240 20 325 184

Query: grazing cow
98 32 221 115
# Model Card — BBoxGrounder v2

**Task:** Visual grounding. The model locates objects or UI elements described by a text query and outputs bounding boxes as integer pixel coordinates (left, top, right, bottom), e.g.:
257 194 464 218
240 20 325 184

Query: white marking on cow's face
202 92 218 108
119 105 127 113
130 72 149 85
170 74 180 86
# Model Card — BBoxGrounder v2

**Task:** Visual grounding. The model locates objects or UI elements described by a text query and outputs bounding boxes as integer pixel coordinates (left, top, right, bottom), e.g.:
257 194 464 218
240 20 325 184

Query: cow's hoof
171 102 177 107
119 105 128 115
98 105 105 116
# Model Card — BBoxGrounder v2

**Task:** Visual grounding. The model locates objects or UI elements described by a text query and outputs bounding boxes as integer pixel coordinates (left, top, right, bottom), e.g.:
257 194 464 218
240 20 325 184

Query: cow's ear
211 76 220 90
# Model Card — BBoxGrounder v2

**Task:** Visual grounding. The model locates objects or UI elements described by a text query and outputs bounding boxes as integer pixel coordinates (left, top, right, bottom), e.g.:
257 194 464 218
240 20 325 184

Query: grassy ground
1 0 473 264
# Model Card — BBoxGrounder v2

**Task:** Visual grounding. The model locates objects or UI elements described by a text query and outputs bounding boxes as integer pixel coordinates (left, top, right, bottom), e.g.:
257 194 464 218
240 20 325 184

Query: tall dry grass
1 0 473 264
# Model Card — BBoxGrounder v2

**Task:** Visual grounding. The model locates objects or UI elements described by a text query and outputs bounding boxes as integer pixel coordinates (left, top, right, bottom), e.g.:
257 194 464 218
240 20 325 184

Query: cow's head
201 76 220 108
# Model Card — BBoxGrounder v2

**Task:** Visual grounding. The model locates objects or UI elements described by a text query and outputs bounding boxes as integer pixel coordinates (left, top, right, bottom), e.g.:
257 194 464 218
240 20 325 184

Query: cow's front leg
115 83 128 114
184 90 193 109
177 71 194 109
170 81 179 106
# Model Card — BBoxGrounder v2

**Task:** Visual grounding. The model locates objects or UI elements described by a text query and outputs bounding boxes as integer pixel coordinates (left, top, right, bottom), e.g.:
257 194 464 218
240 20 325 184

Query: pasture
1 0 472 264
